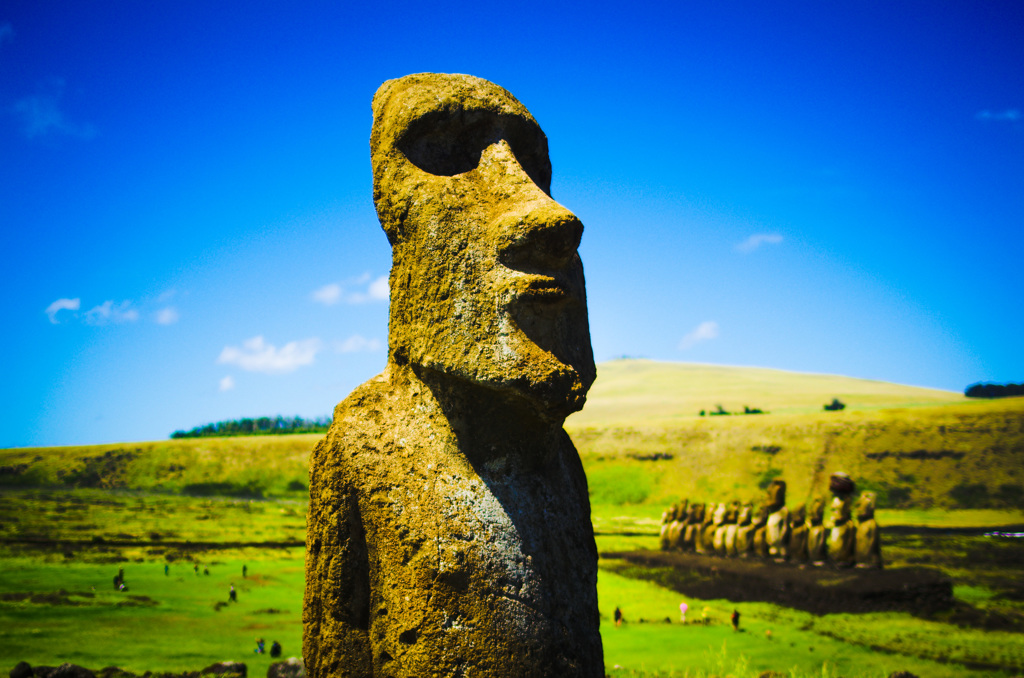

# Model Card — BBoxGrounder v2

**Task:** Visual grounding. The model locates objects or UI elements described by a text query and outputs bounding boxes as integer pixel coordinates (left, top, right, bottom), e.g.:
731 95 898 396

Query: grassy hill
570 360 1024 515
3 360 1023 517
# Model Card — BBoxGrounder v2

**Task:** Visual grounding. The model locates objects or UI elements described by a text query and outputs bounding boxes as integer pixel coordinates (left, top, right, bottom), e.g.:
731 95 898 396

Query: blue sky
2 1 1021 448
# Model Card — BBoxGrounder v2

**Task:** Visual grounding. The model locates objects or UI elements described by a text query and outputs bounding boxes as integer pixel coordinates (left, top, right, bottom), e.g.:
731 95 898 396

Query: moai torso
788 504 809 564
806 497 827 565
854 492 882 569
304 73 603 678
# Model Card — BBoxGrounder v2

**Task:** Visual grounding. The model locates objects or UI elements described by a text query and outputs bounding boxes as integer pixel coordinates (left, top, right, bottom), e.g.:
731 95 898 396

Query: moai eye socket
397 109 553 191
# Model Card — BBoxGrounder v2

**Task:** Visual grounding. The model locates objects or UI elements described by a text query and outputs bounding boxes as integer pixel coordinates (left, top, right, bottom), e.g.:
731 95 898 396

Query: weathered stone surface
828 494 856 568
34 666 94 678
304 73 602 677
788 503 809 564
764 480 790 560
806 497 827 564
199 663 246 678
855 492 883 569
266 659 305 678
683 502 705 551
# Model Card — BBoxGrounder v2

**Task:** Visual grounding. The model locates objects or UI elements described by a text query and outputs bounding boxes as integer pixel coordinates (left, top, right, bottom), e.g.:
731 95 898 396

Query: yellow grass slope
567 359 965 427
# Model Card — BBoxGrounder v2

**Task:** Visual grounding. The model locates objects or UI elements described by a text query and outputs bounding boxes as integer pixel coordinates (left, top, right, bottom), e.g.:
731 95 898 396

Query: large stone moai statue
854 491 883 569
683 503 705 552
764 480 790 561
806 496 827 565
827 472 856 568
304 73 603 678
732 502 755 556
788 503 809 565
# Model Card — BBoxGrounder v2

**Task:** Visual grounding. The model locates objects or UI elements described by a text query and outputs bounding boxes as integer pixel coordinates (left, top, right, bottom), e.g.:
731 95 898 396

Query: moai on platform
659 503 678 551
764 480 790 561
723 501 743 557
694 503 716 555
827 472 856 568
303 73 603 678
788 503 809 565
702 502 725 555
666 499 689 550
682 502 705 552
730 502 754 557
806 496 827 565
712 501 736 556
854 491 883 569
750 504 771 558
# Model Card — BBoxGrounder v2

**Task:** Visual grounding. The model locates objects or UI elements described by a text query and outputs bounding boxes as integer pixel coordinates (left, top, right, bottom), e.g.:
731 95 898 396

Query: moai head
855 492 876 522
370 73 596 420
677 498 689 520
766 479 786 510
809 497 825 526
694 503 706 524
688 503 702 523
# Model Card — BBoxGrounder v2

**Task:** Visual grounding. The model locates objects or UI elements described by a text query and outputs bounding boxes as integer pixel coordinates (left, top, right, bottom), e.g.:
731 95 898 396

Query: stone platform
603 550 953 615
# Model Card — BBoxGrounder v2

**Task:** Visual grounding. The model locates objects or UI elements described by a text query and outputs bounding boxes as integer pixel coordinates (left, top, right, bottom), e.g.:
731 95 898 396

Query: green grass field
3 360 1024 676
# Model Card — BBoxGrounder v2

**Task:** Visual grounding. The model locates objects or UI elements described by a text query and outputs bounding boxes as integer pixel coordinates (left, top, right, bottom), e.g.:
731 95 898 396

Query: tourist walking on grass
614 607 622 627
731 609 740 631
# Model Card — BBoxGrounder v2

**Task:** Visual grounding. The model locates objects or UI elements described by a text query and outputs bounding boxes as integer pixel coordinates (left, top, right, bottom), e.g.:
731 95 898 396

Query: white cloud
678 320 719 350
334 335 382 353
313 274 389 305
736 233 783 253
45 297 80 324
367 275 389 301
219 375 235 392
0 22 13 47
312 283 342 306
85 300 138 325
218 335 322 374
13 78 96 140
976 109 1021 123
155 307 179 325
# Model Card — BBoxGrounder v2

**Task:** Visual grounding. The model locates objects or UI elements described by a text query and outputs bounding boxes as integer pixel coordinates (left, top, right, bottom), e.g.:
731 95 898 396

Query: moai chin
303 73 603 678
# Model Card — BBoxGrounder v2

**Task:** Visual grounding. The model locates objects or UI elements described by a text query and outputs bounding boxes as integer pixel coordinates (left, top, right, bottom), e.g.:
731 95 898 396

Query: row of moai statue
659 473 882 568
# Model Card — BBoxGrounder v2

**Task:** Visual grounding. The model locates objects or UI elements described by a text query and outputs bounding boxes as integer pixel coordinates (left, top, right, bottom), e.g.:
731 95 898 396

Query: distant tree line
964 382 1024 399
170 415 332 439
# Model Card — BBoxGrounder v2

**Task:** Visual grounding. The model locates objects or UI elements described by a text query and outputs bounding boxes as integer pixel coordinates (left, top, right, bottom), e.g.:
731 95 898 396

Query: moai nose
481 142 584 271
